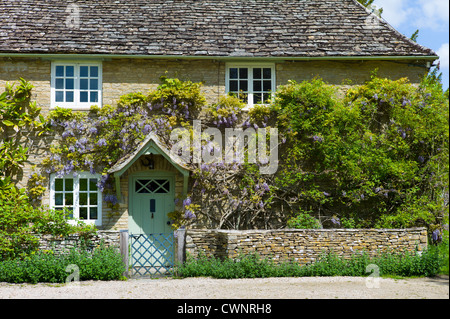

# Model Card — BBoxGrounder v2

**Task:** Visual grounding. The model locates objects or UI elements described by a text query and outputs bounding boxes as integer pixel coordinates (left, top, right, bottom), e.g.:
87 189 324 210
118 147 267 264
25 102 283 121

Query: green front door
129 174 175 235
129 173 175 274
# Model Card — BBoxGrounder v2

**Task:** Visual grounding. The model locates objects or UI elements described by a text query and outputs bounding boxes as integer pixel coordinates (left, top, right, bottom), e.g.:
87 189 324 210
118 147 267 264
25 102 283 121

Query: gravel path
0 276 448 299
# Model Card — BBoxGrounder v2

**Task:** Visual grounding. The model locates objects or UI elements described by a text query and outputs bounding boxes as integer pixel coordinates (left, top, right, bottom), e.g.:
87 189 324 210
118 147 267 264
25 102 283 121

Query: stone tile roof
0 0 436 57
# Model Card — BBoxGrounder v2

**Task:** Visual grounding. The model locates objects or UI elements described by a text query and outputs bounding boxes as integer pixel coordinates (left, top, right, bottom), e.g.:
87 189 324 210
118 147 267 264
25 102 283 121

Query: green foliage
0 245 125 284
436 229 449 275
273 75 449 229
0 180 40 260
287 210 322 229
0 78 44 134
0 79 45 178
0 141 28 178
177 247 443 279
206 95 245 128
0 180 96 260
148 75 206 120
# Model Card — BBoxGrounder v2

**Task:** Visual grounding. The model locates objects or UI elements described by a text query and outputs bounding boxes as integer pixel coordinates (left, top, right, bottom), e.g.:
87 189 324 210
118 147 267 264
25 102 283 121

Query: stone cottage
0 0 438 234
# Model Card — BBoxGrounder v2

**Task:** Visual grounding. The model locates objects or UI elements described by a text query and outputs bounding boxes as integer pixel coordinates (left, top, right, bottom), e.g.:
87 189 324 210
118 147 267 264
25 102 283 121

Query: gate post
119 230 129 278
176 227 186 265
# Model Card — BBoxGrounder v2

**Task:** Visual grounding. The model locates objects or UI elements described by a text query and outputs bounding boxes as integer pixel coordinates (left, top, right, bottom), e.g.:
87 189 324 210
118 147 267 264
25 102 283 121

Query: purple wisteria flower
104 194 119 206
432 229 441 242
313 135 323 142
184 210 196 219
331 217 340 226
97 138 107 147
183 197 192 207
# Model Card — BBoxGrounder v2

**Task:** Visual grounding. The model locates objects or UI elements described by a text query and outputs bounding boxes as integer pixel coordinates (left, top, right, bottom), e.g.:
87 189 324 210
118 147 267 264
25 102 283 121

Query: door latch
150 199 155 219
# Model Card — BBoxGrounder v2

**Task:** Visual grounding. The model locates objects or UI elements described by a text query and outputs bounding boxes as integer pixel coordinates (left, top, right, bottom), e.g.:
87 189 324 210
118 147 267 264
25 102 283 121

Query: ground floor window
50 173 102 226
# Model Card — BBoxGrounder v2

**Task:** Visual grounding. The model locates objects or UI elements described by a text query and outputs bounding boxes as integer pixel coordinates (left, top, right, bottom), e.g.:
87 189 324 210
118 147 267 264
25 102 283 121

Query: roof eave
0 52 439 62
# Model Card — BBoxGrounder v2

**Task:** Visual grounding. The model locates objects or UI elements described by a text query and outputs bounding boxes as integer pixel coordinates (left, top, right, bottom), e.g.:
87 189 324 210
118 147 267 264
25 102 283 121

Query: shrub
0 245 125 284
273 75 448 229
177 247 443 279
286 210 322 229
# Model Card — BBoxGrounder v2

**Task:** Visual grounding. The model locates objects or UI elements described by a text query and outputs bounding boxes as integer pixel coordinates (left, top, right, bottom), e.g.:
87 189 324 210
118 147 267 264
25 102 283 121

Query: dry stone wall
185 228 428 265
36 230 121 254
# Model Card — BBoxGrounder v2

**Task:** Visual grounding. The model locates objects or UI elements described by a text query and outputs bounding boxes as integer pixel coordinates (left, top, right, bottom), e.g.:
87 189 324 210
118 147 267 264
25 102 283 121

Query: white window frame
51 61 103 110
50 172 102 226
225 63 276 109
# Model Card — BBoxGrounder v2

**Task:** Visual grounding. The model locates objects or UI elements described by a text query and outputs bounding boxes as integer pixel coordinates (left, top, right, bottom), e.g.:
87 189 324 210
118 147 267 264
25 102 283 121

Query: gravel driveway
0 276 448 299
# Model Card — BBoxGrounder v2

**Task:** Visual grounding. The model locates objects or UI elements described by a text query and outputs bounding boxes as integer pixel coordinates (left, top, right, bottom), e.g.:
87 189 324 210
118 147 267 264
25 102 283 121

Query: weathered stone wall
36 230 121 254
185 228 428 264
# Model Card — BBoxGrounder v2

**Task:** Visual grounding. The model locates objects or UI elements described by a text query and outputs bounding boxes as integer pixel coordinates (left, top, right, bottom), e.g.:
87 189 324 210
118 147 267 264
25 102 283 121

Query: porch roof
109 133 191 178
109 133 190 199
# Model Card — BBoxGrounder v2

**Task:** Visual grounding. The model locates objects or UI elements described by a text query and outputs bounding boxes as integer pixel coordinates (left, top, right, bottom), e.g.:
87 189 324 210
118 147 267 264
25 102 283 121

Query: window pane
90 79 98 90
253 68 262 79
89 193 98 206
55 66 64 77
90 66 99 77
65 179 73 191
253 80 262 92
80 79 88 90
239 68 248 79
229 80 238 92
55 178 64 191
55 78 64 90
55 91 64 102
80 66 89 77
66 91 74 102
263 68 271 79
80 207 88 220
55 193 63 206
80 91 88 102
66 66 74 77
79 192 88 205
90 207 98 220
254 93 262 104
90 92 98 103
80 178 88 191
67 208 73 219
89 179 98 191
229 68 238 79
65 78 74 90
65 193 73 206
263 80 272 92
239 80 248 92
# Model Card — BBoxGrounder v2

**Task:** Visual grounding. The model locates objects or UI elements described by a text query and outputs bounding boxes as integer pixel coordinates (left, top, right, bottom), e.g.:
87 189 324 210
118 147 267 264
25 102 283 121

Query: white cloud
374 0 410 28
437 43 449 69
417 0 449 30
374 0 449 31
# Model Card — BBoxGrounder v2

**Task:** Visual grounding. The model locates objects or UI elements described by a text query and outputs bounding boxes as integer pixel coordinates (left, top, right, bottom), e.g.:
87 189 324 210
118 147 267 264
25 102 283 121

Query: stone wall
36 230 121 254
185 228 428 265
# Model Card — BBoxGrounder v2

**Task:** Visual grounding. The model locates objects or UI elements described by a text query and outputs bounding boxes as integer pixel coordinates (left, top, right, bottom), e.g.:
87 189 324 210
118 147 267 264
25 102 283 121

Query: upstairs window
226 64 275 108
51 62 102 109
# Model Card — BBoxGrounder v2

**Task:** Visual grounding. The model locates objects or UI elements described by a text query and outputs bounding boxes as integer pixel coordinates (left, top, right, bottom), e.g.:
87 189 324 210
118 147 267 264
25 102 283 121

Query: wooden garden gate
129 232 175 277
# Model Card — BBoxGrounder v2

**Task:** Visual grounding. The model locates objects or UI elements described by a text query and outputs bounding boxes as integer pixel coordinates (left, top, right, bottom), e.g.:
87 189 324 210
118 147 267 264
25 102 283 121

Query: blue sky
373 0 449 90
